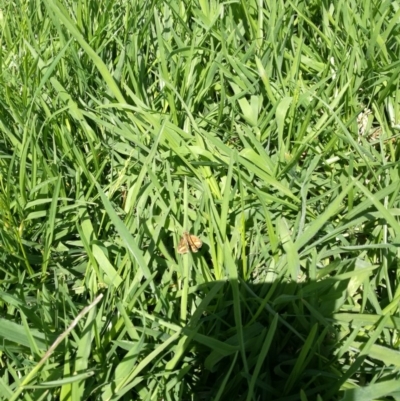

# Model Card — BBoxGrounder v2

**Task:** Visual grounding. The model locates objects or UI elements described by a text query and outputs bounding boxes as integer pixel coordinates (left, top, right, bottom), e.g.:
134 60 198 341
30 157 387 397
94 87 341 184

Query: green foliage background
1 0 400 400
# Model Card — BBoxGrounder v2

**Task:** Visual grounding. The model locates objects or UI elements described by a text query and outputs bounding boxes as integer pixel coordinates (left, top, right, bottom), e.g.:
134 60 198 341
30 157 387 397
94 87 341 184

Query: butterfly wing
177 235 189 254
187 235 202 252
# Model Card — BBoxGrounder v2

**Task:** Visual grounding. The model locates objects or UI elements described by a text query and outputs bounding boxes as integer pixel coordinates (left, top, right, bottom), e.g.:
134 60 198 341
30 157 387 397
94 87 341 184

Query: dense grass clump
1 1 400 400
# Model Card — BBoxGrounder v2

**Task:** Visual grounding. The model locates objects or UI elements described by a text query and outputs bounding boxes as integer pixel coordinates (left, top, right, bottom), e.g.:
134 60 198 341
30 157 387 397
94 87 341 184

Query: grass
1 0 400 400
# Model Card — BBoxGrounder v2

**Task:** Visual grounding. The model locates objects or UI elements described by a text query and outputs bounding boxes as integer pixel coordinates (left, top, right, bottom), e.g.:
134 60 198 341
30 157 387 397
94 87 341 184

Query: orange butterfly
177 232 202 254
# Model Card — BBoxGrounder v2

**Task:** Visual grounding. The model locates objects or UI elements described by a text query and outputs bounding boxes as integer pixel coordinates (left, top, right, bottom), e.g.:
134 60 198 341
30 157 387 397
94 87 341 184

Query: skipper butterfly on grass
177 232 202 254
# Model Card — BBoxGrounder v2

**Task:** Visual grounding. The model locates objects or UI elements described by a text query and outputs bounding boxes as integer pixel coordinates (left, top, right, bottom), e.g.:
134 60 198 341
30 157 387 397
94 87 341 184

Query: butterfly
177 232 203 254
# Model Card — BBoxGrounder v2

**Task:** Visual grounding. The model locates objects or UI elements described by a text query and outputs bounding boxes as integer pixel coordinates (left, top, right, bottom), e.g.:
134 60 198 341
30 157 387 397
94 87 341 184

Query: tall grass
1 0 400 400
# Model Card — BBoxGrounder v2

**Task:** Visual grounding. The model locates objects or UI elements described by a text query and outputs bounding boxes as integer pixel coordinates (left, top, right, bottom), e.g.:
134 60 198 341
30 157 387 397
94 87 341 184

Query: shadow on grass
0 270 384 401
175 277 349 401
